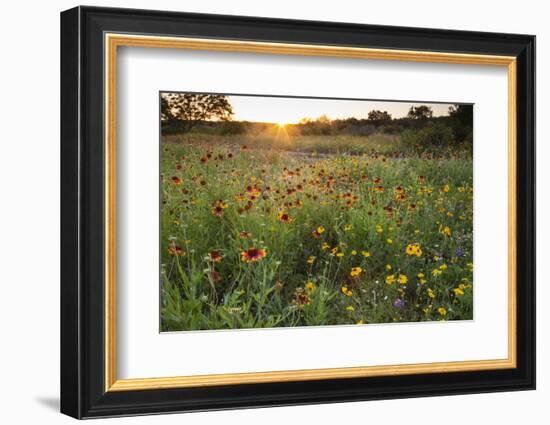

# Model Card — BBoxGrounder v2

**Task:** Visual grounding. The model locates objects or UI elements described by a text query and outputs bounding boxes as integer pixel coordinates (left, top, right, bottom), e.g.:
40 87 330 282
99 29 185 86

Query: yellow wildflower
439 225 451 237
405 243 422 257
350 267 363 277
305 281 315 293
341 286 353 297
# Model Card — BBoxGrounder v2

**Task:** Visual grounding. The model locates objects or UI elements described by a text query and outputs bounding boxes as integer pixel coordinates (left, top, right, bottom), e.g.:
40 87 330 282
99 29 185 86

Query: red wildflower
209 270 221 283
277 212 293 224
167 245 185 256
208 250 223 263
211 200 228 217
294 290 311 307
241 248 266 263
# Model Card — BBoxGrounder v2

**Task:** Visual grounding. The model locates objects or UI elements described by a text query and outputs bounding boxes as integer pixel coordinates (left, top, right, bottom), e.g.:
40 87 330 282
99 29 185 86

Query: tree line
161 93 473 144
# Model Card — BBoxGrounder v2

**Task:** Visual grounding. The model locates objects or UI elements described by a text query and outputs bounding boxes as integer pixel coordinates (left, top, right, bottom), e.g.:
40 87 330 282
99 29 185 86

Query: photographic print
160 93 474 332
61 9 535 417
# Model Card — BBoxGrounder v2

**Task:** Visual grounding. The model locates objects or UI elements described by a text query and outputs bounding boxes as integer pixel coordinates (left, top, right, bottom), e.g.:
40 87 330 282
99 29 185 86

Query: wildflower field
160 133 473 331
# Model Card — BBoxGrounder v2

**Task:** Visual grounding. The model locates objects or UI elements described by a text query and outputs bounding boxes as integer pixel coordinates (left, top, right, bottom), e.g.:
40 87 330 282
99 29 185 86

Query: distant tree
344 117 359 126
315 114 331 124
448 104 474 142
407 105 433 120
160 95 173 122
367 110 392 123
448 104 473 127
314 114 332 135
161 93 233 132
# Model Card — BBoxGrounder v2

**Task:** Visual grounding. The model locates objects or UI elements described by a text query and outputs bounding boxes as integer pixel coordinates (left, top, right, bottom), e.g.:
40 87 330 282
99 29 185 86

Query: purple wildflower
393 298 405 309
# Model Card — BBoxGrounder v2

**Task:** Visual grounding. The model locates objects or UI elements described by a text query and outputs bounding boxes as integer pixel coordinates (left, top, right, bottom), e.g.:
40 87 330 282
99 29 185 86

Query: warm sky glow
228 95 454 124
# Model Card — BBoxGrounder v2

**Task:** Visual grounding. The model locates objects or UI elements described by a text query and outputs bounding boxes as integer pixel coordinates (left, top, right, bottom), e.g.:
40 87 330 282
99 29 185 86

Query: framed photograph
60 6 535 419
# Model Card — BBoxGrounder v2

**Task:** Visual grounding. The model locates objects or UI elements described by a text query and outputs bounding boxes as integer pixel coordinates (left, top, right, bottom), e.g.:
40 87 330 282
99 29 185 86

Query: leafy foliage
448 104 474 142
367 110 392 124
401 124 454 150
407 105 434 120
161 93 234 133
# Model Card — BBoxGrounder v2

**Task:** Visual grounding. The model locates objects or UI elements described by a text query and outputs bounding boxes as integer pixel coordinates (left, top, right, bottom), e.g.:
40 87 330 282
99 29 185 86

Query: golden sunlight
274 121 290 141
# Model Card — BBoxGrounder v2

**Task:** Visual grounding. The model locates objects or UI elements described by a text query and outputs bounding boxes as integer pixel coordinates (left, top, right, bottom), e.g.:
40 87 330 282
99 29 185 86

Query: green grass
160 134 473 331
164 132 402 155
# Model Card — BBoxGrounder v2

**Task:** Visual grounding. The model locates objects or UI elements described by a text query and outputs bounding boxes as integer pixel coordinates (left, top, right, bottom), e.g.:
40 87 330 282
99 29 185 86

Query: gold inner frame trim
104 33 518 392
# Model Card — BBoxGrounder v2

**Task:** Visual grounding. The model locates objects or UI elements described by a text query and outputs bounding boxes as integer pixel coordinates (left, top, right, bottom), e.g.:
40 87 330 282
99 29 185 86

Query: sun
274 121 290 142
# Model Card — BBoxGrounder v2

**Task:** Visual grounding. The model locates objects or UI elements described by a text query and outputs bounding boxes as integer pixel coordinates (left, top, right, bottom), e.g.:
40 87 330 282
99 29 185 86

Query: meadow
160 132 473 331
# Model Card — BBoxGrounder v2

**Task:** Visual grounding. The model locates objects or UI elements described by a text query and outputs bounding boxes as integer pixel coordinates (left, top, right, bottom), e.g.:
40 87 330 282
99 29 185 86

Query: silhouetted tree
315 114 331 125
160 95 172 122
448 104 473 127
448 104 473 142
161 93 234 132
367 110 392 123
407 105 433 120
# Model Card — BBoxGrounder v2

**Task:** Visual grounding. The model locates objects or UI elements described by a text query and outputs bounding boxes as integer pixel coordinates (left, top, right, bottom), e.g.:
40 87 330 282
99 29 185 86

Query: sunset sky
227 95 454 124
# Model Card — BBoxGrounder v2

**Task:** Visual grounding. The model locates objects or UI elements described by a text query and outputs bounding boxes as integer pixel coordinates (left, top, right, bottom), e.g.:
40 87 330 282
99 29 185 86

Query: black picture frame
61 5 535 419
